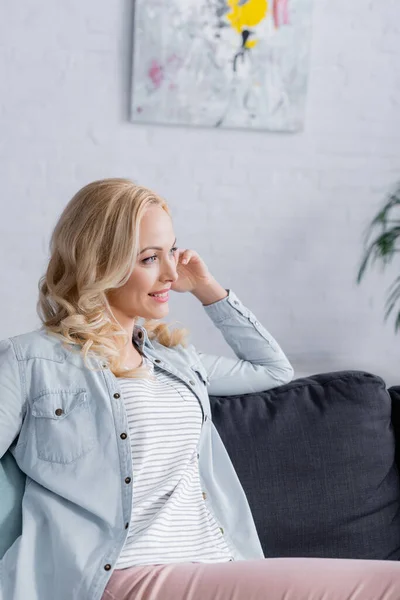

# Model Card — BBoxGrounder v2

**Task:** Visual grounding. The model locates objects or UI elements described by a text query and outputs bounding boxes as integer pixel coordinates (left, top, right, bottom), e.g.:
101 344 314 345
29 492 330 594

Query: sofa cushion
210 370 400 561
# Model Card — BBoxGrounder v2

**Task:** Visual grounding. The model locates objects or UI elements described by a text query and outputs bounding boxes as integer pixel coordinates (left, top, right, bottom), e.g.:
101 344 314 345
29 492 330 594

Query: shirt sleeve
0 338 24 459
193 289 294 397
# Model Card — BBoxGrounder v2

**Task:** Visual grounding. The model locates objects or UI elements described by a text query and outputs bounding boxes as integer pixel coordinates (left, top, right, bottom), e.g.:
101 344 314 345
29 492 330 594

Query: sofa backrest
210 370 400 561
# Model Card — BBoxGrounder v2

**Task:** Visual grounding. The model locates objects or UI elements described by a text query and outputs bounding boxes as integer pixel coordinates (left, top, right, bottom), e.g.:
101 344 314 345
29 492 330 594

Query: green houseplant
357 183 400 332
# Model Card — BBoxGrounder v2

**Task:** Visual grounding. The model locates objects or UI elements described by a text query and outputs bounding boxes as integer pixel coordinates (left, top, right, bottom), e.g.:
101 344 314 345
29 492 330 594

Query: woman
0 178 399 600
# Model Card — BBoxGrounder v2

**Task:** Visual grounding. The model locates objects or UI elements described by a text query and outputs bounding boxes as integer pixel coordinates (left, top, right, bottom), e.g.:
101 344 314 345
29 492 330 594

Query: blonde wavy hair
37 178 190 379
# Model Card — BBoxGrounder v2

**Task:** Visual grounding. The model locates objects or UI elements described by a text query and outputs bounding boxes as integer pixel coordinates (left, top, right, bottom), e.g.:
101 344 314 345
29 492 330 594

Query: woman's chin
142 301 169 319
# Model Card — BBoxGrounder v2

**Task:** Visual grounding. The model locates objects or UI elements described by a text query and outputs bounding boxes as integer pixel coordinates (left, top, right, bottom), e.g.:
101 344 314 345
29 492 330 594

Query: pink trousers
101 557 400 600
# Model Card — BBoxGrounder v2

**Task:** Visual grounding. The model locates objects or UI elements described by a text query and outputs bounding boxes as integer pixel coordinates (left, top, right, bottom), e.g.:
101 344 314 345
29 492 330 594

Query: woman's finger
180 249 191 264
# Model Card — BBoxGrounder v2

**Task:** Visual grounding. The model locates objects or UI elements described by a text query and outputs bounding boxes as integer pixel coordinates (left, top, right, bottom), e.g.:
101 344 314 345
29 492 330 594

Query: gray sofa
1 369 400 561
210 370 400 560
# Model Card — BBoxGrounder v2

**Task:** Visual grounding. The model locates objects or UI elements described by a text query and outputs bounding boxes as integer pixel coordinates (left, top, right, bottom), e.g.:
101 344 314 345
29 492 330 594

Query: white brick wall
0 0 399 385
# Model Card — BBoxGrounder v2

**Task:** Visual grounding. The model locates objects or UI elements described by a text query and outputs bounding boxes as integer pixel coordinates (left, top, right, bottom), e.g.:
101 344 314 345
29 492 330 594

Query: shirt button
189 380 195 386
197 453 200 459
102 363 107 369
55 408 64 416
154 359 161 363
220 527 224 534
204 415 208 421
137 331 143 339
125 477 131 484
120 433 127 440
125 522 129 529
104 564 112 571
113 393 120 399
233 300 239 305
202 492 207 500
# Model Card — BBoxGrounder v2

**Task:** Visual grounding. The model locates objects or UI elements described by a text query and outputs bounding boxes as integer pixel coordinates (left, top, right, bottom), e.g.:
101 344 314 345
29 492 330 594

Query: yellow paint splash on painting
245 38 259 49
227 0 269 47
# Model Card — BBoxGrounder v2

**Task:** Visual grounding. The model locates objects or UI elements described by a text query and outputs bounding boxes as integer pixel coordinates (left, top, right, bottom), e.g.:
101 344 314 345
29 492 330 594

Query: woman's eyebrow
139 238 177 255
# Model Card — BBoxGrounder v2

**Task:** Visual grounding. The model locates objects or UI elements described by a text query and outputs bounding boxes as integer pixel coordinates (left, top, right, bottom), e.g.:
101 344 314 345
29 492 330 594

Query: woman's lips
148 292 169 303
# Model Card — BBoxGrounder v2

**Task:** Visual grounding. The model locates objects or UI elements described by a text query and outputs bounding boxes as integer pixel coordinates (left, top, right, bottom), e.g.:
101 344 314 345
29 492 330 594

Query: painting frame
130 0 314 132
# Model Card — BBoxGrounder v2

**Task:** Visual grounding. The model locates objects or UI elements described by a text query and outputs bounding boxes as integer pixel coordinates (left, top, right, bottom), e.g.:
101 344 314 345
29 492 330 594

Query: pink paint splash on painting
148 60 164 88
273 0 289 28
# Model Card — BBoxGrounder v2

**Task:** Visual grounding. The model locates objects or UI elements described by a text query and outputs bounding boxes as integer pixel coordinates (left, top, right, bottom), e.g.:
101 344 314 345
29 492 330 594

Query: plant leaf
395 311 400 333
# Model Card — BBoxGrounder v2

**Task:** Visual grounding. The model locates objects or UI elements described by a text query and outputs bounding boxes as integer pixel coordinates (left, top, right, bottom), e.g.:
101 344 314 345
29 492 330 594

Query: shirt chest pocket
31 389 96 464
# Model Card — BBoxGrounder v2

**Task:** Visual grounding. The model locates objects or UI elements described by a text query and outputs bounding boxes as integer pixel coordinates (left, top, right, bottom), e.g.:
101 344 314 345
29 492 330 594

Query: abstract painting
130 0 314 132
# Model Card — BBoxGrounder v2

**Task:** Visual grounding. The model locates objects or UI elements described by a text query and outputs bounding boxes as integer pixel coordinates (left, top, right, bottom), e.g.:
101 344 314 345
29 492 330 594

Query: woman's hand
171 248 213 294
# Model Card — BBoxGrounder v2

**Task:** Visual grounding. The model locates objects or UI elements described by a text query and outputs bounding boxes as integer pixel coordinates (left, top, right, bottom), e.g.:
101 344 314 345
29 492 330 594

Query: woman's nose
162 258 178 282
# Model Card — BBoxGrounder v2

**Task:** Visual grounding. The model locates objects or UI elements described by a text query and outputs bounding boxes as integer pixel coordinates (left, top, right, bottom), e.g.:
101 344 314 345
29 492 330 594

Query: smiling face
107 205 179 326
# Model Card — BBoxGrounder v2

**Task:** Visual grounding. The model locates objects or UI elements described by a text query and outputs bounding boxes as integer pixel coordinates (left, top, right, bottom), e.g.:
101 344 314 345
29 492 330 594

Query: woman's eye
142 247 178 264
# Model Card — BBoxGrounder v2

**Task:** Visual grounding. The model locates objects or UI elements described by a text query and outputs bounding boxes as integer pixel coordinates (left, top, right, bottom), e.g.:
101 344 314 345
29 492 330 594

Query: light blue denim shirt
0 289 294 600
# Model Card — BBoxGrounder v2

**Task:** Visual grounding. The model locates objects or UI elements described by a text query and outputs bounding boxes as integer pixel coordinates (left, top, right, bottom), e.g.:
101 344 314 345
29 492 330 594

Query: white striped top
114 356 234 568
